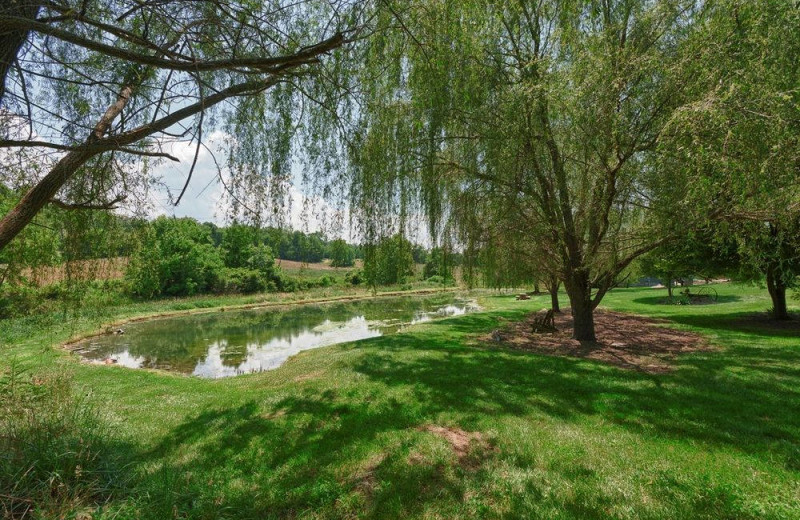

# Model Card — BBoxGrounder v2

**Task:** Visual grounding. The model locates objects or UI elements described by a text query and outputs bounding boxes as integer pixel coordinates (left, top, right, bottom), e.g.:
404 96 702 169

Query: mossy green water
2 284 798 518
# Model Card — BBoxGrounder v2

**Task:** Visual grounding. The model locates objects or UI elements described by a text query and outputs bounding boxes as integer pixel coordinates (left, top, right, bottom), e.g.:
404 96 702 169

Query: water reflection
72 295 478 378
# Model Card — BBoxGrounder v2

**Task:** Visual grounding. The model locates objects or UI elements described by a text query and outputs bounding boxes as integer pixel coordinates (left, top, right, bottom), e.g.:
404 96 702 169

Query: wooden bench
530 308 557 333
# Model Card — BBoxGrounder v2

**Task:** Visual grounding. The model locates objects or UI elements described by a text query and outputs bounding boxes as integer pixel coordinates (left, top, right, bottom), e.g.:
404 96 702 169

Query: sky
145 132 350 238
144 134 432 246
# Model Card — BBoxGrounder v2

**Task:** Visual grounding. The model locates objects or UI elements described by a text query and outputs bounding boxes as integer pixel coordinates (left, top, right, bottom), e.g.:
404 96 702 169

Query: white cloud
146 133 355 239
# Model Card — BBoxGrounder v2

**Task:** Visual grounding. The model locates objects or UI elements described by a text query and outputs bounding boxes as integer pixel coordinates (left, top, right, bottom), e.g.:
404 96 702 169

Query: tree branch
50 194 126 211
2 16 345 74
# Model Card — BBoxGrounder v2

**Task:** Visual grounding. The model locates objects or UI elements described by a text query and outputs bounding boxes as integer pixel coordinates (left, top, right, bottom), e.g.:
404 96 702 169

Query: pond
70 294 479 378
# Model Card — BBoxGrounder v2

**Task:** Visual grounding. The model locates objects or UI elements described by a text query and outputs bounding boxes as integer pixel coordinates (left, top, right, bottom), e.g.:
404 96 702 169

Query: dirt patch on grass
260 409 287 420
417 425 495 468
352 454 386 496
485 309 714 374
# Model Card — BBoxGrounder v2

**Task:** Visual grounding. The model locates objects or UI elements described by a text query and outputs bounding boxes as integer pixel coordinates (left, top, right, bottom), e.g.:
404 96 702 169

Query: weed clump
0 365 129 518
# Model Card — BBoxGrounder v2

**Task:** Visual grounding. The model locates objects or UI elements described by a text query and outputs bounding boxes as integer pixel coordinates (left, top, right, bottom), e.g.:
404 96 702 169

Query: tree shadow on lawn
631 295 742 306
135 311 800 517
666 311 800 340
355 323 800 454
141 388 474 518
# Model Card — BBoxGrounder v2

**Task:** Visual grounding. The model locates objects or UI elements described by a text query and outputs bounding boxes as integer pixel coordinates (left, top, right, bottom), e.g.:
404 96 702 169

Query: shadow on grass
666 311 800 340
128 309 800 518
632 295 742 306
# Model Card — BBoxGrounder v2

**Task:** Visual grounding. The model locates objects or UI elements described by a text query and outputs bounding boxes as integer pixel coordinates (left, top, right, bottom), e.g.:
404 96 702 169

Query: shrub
345 269 364 286
0 283 40 318
126 217 224 297
275 272 300 292
0 367 128 518
213 268 272 294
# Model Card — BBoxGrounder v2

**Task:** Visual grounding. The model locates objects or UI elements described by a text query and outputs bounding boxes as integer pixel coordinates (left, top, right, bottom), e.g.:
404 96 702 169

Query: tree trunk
548 278 561 313
565 271 596 341
667 277 673 298
0 149 94 250
0 1 41 103
766 264 790 320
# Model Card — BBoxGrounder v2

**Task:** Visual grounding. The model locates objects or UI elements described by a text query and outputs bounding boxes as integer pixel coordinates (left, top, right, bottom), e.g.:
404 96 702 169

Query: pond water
71 294 478 378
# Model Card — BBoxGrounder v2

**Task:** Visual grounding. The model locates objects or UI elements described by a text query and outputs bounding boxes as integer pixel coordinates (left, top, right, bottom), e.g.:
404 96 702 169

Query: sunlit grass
1 283 798 518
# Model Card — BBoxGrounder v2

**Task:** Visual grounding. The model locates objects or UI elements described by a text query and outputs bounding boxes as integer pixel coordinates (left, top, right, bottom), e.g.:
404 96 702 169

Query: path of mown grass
2 284 799 519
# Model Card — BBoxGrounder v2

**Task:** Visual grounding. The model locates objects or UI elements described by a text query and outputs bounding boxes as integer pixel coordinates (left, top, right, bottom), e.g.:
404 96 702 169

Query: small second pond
71 294 478 378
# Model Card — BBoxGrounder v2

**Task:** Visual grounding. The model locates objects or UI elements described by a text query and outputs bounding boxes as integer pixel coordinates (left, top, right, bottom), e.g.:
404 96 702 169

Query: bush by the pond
425 275 456 286
0 367 129 518
0 283 40 318
213 268 276 294
345 269 364 285
126 217 224 298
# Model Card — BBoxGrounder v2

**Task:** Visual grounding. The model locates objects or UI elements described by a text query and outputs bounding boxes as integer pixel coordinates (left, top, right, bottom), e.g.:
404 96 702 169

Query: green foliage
0 280 127 319
126 217 224 297
345 269 364 286
346 0 706 340
125 225 162 299
423 247 452 281
329 239 356 267
638 232 739 294
0 189 61 286
364 234 415 286
657 0 800 315
245 244 276 275
0 367 128 518
221 223 259 268
0 283 41 319
214 268 273 294
412 244 428 265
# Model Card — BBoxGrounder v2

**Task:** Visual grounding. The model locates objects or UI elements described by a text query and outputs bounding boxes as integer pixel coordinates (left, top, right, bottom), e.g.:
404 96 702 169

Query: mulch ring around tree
484 309 715 374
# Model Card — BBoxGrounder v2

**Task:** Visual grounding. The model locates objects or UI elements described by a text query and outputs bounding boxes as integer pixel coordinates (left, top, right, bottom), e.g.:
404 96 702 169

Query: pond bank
62 287 461 349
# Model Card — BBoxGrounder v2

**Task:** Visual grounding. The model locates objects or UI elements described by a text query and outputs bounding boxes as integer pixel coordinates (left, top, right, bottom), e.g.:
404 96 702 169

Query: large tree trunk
0 82 134 251
766 264 790 320
0 149 93 250
0 1 41 104
565 271 596 342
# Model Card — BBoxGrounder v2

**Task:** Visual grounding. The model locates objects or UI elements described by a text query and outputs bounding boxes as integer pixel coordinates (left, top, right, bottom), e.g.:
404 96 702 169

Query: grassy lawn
2 283 799 519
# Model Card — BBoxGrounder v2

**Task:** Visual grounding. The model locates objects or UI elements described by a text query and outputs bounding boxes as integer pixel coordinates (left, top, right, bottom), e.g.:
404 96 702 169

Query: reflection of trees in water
84 295 464 372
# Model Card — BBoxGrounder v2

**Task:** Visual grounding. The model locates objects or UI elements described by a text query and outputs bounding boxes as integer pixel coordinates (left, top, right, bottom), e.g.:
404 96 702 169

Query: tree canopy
0 0 363 249
340 0 706 339
1 0 797 330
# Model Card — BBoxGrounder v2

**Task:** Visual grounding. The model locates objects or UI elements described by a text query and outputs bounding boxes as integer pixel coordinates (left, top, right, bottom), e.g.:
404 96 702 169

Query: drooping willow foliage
333 0 704 339
0 0 367 248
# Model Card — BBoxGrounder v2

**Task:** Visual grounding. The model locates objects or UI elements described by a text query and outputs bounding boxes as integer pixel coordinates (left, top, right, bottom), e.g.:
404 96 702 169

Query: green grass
1 283 799 519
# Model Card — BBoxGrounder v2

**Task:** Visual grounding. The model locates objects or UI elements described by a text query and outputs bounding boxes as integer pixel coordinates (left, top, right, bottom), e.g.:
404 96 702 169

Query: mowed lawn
2 284 799 519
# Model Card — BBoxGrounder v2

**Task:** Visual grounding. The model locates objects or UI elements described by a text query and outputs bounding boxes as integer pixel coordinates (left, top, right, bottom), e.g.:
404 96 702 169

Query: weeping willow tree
345 0 702 341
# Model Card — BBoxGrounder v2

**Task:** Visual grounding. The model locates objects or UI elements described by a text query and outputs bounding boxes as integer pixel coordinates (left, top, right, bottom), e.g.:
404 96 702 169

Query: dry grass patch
416 425 496 469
